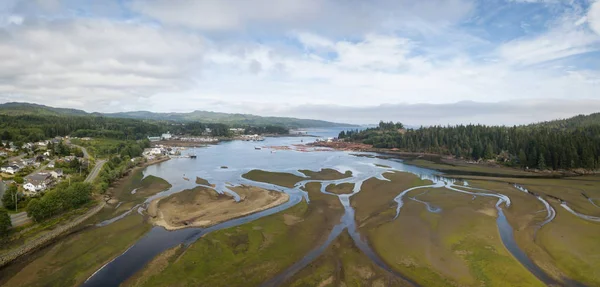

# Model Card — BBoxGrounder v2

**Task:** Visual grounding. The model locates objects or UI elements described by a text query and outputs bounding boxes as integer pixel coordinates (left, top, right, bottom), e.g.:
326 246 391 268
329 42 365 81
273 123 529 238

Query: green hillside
0 102 87 116
531 113 600 129
0 102 352 128
103 110 350 128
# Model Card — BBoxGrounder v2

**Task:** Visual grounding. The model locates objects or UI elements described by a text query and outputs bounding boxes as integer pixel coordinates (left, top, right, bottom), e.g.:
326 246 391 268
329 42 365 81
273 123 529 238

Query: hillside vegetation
531 113 600 129
340 115 600 171
0 102 351 129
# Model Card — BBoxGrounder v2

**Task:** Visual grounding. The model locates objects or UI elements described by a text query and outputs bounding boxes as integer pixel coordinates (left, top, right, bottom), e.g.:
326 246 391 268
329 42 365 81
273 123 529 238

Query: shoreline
103 156 171 202
0 156 171 268
147 187 290 231
307 141 593 178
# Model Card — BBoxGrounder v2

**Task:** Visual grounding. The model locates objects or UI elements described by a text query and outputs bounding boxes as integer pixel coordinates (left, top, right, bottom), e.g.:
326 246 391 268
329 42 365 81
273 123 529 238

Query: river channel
83 129 564 287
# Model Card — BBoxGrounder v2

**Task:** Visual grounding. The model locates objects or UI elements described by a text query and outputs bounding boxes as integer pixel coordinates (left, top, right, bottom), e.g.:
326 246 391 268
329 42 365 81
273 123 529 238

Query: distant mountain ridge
0 102 355 128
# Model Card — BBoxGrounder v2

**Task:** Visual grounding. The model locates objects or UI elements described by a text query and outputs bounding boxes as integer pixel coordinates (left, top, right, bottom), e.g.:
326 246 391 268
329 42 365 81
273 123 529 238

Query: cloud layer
0 0 599 124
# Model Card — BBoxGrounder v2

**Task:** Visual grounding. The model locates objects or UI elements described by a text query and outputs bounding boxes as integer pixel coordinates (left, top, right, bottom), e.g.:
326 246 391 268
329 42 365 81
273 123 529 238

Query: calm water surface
83 128 560 287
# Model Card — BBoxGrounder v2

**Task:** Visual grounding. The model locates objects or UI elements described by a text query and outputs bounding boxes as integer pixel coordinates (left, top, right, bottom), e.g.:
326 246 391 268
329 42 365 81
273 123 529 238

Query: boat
254 147 261 150
189 153 197 159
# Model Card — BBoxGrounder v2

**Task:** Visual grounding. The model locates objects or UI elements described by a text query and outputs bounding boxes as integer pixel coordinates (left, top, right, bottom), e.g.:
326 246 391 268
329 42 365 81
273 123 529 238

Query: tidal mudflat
2 135 599 287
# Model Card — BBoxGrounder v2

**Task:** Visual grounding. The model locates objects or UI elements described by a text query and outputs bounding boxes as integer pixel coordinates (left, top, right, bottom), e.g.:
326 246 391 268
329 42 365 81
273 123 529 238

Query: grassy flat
90 170 171 223
464 176 600 285
352 172 545 287
407 159 542 177
124 181 344 287
374 163 392 168
298 168 352 180
285 232 409 287
195 176 211 186
324 182 355 195
1 214 151 287
351 171 430 224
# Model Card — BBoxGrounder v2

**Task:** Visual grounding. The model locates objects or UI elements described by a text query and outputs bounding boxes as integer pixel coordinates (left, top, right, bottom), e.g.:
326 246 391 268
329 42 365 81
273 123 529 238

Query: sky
0 0 599 126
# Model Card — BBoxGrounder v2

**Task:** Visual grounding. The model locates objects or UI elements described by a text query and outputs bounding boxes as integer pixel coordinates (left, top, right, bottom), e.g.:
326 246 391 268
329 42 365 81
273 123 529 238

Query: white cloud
0 0 598 125
496 0 600 66
131 0 475 34
0 19 205 109
589 1 600 35
498 29 599 65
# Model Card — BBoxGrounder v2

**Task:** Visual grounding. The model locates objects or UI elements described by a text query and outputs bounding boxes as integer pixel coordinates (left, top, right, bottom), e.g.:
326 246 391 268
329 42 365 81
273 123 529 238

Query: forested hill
102 110 351 128
530 113 600 130
0 102 87 116
0 102 351 128
339 114 600 171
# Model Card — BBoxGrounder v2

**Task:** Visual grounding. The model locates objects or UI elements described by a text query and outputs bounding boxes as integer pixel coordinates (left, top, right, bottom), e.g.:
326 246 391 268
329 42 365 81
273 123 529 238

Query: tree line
26 182 93 222
339 121 600 170
0 114 289 144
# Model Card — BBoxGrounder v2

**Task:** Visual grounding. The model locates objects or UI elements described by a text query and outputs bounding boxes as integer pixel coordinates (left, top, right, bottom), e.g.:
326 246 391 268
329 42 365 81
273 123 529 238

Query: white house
1 165 20 174
161 132 172 140
23 172 52 194
50 169 64 179
150 148 163 155
22 143 34 150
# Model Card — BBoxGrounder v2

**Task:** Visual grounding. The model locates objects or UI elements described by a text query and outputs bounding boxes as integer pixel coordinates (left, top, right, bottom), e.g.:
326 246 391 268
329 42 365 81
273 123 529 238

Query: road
9 143 105 227
85 159 106 183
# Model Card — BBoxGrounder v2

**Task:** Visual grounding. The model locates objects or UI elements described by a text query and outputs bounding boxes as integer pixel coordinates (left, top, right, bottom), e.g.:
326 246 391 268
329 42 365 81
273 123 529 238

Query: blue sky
0 0 599 125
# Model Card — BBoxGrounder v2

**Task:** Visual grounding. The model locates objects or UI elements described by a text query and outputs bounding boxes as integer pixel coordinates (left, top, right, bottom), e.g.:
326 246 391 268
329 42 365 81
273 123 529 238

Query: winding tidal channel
82 131 589 287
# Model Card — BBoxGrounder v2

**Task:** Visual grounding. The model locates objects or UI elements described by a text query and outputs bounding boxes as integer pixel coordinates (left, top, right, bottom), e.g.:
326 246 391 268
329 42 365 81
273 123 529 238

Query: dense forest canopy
339 119 600 171
0 113 289 144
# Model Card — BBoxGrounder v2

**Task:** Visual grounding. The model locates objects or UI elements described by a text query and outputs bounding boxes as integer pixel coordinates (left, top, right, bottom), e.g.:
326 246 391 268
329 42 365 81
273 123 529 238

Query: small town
0 137 88 203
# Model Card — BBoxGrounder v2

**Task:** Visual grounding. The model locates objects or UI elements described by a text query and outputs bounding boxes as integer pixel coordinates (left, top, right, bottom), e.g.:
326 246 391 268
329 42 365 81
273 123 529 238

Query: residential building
161 132 172 140
50 169 64 179
1 165 20 174
62 155 76 162
20 158 35 166
23 172 52 194
22 143 34 150
36 141 48 149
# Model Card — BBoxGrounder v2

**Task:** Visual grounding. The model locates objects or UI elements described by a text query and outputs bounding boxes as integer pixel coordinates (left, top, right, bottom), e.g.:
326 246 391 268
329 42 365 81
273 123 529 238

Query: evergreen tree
484 143 495 159
0 209 11 237
2 184 18 210
538 153 547 170
518 149 527 168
